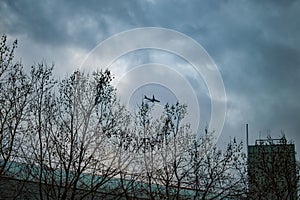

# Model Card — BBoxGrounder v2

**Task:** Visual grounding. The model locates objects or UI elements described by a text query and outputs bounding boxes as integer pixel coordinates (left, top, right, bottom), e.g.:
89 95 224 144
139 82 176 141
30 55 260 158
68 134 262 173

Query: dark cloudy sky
1 0 300 155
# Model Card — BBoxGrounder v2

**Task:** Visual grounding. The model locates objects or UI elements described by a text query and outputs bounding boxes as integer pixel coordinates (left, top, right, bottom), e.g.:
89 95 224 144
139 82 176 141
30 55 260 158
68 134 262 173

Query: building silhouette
247 136 297 199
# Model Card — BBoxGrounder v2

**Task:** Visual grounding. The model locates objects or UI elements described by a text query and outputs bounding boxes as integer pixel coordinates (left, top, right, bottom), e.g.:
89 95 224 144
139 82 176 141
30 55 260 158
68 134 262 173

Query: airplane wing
144 95 160 103
144 95 151 101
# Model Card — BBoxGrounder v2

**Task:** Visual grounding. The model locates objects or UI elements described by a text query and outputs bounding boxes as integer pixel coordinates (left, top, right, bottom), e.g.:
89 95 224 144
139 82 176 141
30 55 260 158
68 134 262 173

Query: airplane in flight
144 95 160 103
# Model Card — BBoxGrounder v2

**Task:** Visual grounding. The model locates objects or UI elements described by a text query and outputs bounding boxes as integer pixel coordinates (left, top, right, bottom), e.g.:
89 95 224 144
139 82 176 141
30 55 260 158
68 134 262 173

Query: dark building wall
248 143 297 200
0 175 195 199
0 176 40 200
0 176 135 200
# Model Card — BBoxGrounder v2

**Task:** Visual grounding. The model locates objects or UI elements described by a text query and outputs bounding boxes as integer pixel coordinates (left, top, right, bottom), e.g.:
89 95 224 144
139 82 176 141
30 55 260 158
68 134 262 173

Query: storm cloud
1 0 300 154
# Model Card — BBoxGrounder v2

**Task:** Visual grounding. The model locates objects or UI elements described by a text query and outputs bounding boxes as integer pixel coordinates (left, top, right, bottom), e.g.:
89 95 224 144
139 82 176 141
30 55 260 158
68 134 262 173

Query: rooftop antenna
246 124 249 156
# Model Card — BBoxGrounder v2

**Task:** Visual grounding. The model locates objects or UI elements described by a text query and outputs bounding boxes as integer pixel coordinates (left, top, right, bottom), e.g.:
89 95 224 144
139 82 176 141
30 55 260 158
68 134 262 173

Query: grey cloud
1 0 299 153
0 0 147 48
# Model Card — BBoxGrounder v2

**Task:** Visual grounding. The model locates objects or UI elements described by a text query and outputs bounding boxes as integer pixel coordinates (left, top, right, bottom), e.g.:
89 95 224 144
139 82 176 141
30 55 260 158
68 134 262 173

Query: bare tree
22 62 57 200
151 102 192 199
23 69 133 199
110 100 248 199
119 101 193 199
0 35 272 200
0 34 31 178
186 131 247 200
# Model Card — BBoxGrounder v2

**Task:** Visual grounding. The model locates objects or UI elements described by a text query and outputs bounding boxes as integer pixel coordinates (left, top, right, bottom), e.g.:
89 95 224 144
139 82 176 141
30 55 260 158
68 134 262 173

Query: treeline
1 34 248 199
